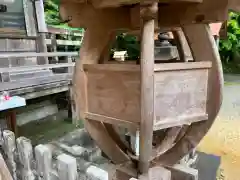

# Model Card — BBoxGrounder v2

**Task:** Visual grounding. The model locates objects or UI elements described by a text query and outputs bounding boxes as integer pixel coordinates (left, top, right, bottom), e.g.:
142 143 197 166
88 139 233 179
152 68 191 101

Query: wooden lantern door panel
84 64 141 128
153 62 211 130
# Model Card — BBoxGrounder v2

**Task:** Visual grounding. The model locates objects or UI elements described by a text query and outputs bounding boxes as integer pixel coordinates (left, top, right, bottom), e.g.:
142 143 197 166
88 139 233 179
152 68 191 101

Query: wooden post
35 0 48 65
172 29 192 62
5 110 17 136
16 137 34 180
36 33 48 65
50 34 59 63
139 3 157 174
35 144 52 180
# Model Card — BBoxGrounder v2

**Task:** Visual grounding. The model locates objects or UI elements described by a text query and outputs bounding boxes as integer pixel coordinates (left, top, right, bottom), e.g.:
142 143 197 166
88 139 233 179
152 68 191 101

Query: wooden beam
85 112 140 129
8 81 70 98
0 63 75 73
45 39 81 46
139 3 156 174
91 0 202 8
157 0 229 27
0 52 78 59
0 74 72 91
130 0 230 29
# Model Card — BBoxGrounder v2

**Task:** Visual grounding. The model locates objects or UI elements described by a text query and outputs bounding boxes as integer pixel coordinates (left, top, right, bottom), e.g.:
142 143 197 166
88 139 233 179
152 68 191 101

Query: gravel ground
198 74 240 180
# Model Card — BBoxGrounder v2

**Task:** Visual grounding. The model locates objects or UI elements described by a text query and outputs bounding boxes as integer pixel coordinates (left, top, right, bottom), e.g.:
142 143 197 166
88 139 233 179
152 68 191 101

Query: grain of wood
74 25 131 164
139 4 156 173
151 24 223 166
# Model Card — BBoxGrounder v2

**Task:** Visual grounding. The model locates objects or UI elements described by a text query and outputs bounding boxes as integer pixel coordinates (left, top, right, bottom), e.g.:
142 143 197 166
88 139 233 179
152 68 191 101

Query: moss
18 118 82 146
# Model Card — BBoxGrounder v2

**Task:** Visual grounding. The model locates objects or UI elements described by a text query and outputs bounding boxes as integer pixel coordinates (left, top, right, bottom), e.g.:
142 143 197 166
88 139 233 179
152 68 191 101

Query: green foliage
219 12 240 66
44 0 61 25
44 0 83 32
111 33 140 60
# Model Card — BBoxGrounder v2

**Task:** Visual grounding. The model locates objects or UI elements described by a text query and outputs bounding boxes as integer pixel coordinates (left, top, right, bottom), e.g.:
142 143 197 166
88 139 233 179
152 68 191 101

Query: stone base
113 164 198 180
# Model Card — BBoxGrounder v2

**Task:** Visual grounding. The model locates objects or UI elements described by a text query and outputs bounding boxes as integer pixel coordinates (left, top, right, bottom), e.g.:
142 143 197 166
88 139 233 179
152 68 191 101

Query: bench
0 52 77 99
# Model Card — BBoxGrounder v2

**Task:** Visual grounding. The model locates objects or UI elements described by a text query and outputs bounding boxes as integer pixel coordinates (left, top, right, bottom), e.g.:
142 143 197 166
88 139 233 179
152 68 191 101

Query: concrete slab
194 152 221 180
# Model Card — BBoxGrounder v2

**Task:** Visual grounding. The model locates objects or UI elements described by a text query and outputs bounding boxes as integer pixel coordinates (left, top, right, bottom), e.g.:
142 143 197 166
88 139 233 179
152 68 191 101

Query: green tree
111 33 140 60
219 12 240 73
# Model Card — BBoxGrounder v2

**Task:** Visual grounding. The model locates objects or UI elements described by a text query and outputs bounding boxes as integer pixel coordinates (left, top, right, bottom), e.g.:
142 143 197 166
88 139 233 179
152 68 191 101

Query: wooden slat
22 85 69 100
154 61 212 71
0 74 72 91
0 52 78 59
153 114 208 130
45 39 81 46
47 26 84 36
35 0 48 33
86 65 140 124
8 81 69 100
91 0 202 8
0 28 26 35
85 112 140 129
23 0 37 37
84 64 140 72
0 63 75 73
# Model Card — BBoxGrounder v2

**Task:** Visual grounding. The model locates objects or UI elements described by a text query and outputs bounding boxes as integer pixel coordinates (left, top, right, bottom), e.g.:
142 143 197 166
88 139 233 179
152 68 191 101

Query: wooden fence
0 26 83 99
0 130 109 180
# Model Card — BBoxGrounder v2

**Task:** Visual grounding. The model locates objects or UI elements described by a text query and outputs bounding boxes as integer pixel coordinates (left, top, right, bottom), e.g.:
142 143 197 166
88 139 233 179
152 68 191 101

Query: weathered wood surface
9 81 69 98
73 24 131 165
0 52 78 59
154 62 211 130
151 24 223 166
0 74 72 91
65 0 202 9
60 0 240 32
60 0 230 175
85 64 140 124
0 63 75 73
139 4 156 173
82 62 210 130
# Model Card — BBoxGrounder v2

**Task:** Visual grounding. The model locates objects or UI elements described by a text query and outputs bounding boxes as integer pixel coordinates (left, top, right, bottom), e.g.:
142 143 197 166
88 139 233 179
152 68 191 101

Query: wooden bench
0 52 77 99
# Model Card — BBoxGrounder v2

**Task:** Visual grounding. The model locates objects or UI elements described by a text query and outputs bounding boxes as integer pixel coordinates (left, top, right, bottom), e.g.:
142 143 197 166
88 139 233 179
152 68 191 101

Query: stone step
46 128 110 164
